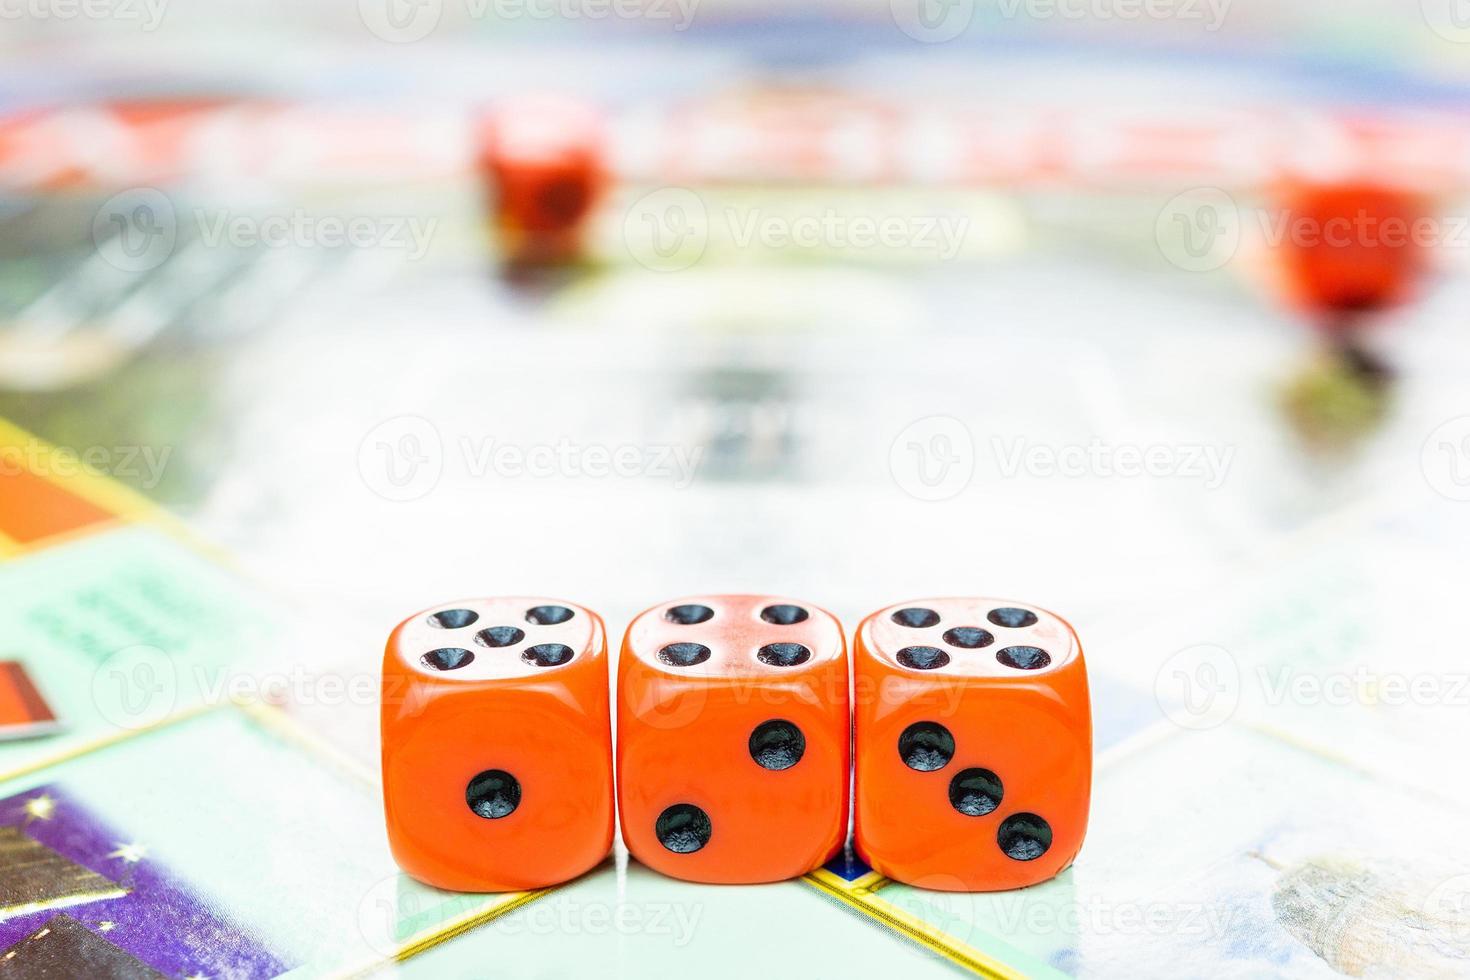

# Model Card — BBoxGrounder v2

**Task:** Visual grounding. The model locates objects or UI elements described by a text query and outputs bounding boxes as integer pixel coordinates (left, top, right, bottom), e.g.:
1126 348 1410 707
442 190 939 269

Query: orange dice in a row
381 594 1090 893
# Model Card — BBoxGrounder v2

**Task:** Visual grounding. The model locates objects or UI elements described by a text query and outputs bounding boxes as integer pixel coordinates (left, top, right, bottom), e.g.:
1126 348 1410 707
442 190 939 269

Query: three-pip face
381 597 614 892
617 595 850 884
854 598 1091 891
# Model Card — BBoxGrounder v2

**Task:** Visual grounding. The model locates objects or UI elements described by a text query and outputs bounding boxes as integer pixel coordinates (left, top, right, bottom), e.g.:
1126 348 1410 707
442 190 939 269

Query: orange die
854 599 1090 891
381 598 613 892
617 595 850 883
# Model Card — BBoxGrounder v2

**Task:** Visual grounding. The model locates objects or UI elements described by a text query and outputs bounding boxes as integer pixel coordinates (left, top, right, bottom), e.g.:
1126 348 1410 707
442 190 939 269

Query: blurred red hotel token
1272 182 1432 321
1 100 1468 191
476 97 608 265
0 661 61 741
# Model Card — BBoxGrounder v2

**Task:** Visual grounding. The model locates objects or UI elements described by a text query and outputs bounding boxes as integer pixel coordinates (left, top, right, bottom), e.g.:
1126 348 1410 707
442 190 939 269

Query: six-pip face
617 595 850 884
853 598 1091 892
381 597 613 892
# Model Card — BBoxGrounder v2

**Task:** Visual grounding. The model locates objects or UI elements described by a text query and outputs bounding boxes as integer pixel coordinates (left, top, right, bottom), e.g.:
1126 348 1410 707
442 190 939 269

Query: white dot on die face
405 599 592 679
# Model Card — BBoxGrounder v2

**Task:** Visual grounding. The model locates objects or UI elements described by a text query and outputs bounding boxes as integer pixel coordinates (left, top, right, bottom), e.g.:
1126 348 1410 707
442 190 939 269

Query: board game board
3 353 1469 978
5 12 1470 977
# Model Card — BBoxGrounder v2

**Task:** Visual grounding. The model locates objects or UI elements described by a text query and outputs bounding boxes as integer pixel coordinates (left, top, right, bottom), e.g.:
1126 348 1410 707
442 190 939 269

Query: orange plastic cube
617 595 850 883
477 97 607 266
854 598 1090 891
381 597 613 892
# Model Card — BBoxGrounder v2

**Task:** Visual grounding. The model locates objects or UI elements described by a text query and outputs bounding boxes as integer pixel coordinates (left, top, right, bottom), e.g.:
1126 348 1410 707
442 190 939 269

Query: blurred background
3 3 1470 975
2 0 1468 624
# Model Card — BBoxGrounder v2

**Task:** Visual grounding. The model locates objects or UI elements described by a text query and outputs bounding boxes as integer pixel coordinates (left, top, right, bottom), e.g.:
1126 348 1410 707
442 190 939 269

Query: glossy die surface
854 598 1090 891
381 597 613 892
617 595 849 883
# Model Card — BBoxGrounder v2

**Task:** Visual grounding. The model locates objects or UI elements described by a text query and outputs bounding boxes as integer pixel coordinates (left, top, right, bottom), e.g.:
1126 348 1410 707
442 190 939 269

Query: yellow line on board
230 699 379 788
0 700 225 784
0 696 560 980
394 888 555 962
810 865 886 892
326 888 558 980
800 872 1030 980
0 420 574 979
4 517 128 559
233 699 577 979
0 418 165 524
0 418 215 564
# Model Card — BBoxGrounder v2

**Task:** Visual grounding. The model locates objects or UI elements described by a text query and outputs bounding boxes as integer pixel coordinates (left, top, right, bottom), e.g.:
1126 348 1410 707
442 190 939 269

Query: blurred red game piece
476 97 608 267
1274 182 1431 327
1271 182 1432 449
